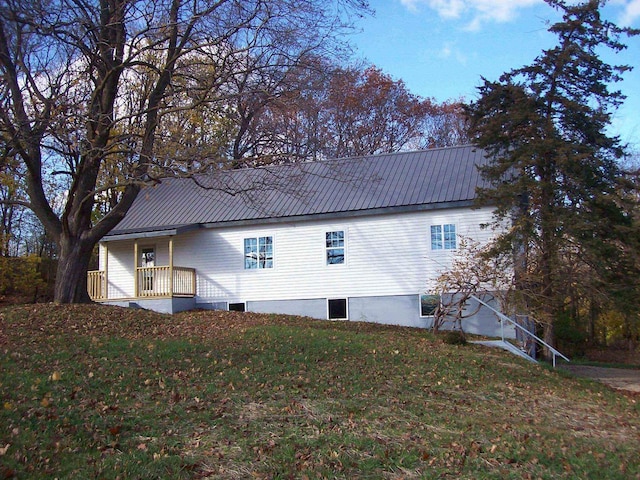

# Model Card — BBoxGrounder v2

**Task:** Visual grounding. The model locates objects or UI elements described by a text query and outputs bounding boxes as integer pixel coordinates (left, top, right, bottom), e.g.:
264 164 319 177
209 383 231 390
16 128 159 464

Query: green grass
1 304 638 479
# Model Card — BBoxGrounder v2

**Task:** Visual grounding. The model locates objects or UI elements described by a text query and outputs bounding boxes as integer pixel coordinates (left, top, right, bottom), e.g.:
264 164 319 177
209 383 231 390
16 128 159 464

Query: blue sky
351 0 640 149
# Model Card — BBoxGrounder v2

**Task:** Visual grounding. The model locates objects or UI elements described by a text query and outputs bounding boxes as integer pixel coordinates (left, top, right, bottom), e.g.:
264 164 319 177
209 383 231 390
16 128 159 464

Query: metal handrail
470 294 570 367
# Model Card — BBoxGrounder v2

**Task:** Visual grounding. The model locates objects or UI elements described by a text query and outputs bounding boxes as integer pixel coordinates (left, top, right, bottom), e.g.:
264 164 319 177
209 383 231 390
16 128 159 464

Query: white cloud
399 0 420 13
618 0 640 26
400 0 543 29
427 0 467 19
402 0 640 28
437 42 468 65
439 43 452 58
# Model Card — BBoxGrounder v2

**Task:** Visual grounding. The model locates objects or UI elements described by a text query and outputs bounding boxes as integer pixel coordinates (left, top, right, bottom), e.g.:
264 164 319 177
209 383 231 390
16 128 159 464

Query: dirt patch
561 364 640 394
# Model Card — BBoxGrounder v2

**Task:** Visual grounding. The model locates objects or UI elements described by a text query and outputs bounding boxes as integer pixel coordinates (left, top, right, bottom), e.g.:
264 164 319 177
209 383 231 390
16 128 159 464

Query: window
244 236 273 269
141 247 155 268
228 302 246 312
431 224 456 250
326 231 345 265
420 294 440 317
328 298 347 320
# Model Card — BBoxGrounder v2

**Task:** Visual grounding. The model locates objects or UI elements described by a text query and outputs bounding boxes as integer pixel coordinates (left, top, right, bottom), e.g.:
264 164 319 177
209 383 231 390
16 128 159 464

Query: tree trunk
539 283 559 362
53 235 96 303
542 321 555 361
588 301 597 345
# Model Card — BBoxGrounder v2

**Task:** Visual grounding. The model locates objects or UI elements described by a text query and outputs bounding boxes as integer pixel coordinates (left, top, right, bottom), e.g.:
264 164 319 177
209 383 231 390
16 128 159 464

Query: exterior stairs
470 340 537 363
469 295 569 367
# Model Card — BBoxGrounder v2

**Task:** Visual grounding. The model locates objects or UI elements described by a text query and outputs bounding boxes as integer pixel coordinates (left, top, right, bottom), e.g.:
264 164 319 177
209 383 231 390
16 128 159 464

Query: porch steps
468 295 569 367
470 340 537 363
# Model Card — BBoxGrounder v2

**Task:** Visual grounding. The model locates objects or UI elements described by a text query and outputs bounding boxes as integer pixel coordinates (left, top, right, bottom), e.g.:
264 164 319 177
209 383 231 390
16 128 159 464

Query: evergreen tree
466 0 639 353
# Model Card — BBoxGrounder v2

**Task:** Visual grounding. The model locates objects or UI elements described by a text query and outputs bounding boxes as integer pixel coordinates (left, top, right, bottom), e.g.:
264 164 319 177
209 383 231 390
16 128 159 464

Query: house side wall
105 241 135 299
100 206 512 336
172 206 495 302
98 243 107 270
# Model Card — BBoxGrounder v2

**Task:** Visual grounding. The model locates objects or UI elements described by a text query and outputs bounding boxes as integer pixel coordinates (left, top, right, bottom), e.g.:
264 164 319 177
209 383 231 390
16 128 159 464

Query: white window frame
244 235 274 270
139 245 156 292
419 293 440 317
228 302 246 312
430 223 457 250
140 246 156 267
327 298 348 320
325 230 346 266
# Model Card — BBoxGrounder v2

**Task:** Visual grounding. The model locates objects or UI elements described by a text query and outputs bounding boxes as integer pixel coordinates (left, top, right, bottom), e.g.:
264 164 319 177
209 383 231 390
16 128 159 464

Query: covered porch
87 236 196 303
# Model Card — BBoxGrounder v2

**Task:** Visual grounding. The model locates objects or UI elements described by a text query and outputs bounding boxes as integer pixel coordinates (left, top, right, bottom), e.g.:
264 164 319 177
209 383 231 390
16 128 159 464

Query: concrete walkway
560 365 640 393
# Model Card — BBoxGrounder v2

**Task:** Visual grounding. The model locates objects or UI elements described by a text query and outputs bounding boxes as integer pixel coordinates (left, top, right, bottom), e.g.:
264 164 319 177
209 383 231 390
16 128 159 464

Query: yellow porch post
169 237 174 296
133 240 139 298
104 243 109 300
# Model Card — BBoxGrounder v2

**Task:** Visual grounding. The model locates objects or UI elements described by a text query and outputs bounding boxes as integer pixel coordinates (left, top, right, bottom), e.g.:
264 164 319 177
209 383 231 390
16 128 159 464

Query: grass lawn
1 304 638 479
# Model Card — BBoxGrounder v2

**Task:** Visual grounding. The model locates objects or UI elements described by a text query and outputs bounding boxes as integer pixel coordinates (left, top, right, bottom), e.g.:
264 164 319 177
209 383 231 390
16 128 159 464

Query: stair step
471 340 537 363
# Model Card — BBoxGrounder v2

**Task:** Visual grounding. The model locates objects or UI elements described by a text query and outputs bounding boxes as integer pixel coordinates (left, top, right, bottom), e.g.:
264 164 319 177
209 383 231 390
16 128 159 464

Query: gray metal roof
105 145 491 238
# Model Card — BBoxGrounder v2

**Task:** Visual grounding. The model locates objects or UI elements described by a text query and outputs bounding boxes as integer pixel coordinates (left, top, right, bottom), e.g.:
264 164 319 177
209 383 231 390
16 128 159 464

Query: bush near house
0 256 51 303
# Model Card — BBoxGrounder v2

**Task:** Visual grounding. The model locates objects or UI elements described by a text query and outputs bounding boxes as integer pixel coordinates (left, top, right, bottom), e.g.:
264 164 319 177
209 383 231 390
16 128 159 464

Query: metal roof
105 145 491 238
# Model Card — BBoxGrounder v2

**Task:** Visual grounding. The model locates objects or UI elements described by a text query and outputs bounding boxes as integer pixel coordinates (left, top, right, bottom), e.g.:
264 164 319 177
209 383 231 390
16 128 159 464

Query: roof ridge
151 146 478 183
106 145 489 237
323 144 475 162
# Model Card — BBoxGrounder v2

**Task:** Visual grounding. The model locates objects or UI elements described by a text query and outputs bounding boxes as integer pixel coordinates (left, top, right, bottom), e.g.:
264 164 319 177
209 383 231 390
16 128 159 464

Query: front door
140 247 155 292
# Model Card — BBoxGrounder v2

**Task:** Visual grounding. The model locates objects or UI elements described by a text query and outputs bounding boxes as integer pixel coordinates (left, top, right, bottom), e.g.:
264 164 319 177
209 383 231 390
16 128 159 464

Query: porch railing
87 266 196 300
87 270 107 300
137 266 196 297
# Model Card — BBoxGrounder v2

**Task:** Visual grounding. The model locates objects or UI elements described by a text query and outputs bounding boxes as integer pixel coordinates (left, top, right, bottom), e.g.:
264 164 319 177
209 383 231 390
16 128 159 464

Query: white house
88 145 514 337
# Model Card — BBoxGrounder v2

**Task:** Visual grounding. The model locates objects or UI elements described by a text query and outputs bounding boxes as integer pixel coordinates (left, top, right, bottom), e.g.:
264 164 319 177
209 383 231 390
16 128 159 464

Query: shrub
441 330 467 345
0 255 47 302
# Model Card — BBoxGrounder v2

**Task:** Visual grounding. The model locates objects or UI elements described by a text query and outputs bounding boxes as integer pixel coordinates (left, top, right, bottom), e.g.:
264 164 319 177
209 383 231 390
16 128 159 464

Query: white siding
101 206 497 304
105 240 135 299
151 206 497 304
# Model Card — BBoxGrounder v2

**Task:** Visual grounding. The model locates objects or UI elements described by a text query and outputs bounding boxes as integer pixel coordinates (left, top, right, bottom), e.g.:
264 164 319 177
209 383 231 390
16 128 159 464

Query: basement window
420 294 440 317
228 302 246 312
328 298 347 320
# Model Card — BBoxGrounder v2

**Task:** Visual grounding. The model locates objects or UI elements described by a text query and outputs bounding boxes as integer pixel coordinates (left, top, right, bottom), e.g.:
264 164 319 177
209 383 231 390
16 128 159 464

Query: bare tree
427 237 512 337
0 0 369 302
323 66 438 158
233 63 472 162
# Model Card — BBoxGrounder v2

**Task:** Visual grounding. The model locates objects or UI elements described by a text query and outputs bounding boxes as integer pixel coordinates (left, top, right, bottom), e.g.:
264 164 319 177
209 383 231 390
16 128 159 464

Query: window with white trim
244 236 273 269
431 224 456 250
328 298 348 319
140 247 155 292
325 230 345 265
420 294 440 317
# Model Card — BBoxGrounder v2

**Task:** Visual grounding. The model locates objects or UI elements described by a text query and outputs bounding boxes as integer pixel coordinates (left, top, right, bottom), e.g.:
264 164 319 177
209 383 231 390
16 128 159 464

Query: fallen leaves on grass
0 303 311 348
2 303 639 480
